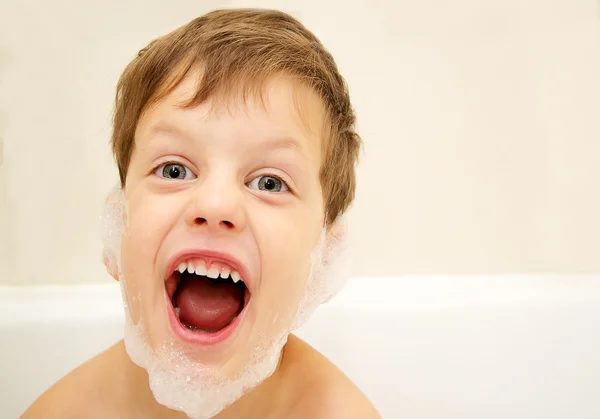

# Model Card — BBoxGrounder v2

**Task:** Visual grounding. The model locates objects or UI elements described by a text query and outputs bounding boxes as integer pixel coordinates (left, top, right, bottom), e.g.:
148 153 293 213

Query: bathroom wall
0 0 599 285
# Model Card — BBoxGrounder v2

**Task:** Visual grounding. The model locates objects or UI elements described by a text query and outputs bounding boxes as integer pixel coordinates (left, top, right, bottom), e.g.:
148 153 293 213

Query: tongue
174 276 244 332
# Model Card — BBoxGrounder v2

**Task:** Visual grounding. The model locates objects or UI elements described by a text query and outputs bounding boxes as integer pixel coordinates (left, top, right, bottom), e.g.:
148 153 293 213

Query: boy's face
119 72 326 374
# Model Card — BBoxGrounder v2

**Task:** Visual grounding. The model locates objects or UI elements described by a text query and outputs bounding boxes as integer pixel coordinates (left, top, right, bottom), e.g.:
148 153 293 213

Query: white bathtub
1 275 600 418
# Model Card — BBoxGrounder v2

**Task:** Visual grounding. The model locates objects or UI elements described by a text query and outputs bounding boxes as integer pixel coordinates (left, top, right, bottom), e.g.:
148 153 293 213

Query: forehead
139 69 328 147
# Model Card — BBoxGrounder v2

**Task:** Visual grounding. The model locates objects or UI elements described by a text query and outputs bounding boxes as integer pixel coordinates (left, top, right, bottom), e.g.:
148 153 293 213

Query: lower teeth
175 307 181 318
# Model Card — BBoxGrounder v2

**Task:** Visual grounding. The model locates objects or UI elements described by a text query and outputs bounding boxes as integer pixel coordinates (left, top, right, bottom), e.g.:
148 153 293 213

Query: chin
122 298 289 419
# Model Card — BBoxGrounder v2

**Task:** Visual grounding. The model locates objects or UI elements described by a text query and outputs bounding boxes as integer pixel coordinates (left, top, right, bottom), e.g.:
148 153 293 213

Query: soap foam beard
119 231 336 419
122 301 289 419
102 187 351 419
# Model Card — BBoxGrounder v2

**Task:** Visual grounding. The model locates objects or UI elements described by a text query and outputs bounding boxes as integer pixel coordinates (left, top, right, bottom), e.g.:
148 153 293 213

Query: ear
102 250 119 281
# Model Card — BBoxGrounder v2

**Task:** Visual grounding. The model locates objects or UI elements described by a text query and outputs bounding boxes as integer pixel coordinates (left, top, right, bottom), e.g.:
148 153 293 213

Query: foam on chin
121 295 288 419
101 186 351 419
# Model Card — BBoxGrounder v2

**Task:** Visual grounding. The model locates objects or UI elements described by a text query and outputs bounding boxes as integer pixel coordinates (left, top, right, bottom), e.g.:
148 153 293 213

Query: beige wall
0 0 598 285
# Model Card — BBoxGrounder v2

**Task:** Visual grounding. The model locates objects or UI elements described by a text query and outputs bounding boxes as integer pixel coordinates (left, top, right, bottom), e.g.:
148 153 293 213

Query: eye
154 162 196 180
248 175 289 193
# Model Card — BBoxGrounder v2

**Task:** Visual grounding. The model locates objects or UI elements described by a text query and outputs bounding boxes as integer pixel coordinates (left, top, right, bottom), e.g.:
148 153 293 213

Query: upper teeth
176 260 243 283
231 271 241 282
206 267 220 279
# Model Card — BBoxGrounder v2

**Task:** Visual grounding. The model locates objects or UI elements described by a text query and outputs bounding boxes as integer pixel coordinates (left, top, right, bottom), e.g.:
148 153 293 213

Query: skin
21 73 380 419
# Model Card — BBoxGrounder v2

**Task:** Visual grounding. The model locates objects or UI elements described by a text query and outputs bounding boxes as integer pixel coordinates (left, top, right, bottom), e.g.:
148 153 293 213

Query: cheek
255 207 321 307
121 206 159 274
123 189 182 255
120 191 180 297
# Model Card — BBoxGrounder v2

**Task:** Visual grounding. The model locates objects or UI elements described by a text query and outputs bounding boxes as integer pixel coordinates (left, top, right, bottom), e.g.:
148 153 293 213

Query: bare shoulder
20 342 126 419
283 335 381 419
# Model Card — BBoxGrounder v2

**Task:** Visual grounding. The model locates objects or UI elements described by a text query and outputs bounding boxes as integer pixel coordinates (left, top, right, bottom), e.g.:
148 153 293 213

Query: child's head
103 8 359 419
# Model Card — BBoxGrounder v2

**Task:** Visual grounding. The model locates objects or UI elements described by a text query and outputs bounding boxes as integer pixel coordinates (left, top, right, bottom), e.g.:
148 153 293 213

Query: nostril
221 220 234 229
192 217 234 229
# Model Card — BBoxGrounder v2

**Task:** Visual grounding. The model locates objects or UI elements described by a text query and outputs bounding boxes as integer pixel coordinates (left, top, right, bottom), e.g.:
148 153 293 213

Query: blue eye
154 163 196 180
248 175 289 192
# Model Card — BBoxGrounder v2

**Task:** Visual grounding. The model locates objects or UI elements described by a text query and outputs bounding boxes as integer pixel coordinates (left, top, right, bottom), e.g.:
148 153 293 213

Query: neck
119 340 288 419
212 352 286 419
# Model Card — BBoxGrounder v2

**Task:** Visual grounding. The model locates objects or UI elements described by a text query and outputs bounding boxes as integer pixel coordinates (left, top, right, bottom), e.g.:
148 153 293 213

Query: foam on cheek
100 186 137 323
100 185 126 277
100 186 351 419
292 219 352 330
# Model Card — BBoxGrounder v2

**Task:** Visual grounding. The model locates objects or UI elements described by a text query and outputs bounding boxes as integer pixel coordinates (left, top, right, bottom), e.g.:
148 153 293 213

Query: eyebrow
262 136 304 153
147 123 194 143
148 122 307 158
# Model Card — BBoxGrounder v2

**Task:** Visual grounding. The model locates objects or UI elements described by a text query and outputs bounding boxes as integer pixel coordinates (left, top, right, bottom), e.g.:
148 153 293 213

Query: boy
23 8 380 419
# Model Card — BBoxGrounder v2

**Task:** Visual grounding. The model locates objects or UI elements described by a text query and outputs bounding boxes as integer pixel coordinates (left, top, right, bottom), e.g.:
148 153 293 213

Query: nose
184 173 246 232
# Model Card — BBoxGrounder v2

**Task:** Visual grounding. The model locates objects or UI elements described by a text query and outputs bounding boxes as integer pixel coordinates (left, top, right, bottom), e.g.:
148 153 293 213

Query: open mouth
165 259 250 337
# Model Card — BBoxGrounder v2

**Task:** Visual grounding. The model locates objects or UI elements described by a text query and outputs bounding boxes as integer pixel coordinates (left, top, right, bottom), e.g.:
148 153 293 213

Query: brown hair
111 8 361 225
